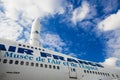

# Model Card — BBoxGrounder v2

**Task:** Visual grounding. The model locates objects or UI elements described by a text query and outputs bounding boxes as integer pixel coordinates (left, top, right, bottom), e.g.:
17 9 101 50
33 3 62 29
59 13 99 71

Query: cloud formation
0 12 23 40
98 10 120 31
102 57 118 67
2 0 64 20
98 10 120 67
41 33 66 52
106 30 120 59
71 1 89 24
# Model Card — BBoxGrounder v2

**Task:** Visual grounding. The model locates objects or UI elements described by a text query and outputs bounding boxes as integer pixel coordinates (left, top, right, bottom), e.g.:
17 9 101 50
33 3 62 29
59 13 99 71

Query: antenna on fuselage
30 18 41 47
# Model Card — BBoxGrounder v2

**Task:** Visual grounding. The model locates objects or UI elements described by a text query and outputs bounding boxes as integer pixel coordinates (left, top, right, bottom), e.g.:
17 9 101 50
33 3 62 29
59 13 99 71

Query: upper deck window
27 46 30 48
23 45 26 47
19 44 21 46
42 49 45 51
83 61 89 65
96 64 104 68
35 47 37 50
88 62 96 66
18 43 45 53
31 46 33 49
78 60 83 64
39 48 41 50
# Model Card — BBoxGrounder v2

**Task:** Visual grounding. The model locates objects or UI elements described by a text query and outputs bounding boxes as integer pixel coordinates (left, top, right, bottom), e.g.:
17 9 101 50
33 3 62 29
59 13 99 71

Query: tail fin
30 18 41 47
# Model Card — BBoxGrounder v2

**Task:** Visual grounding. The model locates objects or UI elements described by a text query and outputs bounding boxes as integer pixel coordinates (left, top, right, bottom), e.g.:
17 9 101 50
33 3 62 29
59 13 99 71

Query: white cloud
101 0 119 14
71 1 89 24
98 10 120 67
106 30 120 58
98 10 120 31
2 0 64 20
41 33 66 52
102 57 119 67
0 12 23 40
68 53 77 57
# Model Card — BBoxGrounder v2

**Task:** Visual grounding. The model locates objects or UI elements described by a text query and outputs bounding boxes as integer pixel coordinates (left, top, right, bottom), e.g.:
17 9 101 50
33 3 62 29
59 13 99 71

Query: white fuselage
0 38 120 80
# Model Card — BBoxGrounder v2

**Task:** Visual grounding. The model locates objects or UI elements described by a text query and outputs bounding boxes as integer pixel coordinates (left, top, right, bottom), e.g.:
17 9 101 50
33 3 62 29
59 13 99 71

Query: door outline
68 67 78 79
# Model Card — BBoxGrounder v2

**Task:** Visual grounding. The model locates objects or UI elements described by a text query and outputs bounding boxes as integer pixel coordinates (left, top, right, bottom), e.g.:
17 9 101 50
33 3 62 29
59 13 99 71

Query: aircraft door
68 67 78 80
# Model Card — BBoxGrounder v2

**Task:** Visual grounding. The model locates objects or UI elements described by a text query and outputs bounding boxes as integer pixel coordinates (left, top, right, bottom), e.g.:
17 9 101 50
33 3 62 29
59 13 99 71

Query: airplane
0 18 120 80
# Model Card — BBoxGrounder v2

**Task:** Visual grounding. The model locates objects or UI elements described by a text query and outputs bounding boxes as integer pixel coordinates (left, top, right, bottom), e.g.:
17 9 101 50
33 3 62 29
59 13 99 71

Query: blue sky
0 0 120 67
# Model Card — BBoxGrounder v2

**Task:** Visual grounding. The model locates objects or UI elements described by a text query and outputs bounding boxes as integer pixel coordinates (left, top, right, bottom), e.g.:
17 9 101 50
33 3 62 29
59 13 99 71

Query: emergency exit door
68 67 78 79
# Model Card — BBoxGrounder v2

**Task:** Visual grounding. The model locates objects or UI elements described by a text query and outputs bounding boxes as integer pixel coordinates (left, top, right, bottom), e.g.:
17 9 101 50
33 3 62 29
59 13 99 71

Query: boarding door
68 63 78 80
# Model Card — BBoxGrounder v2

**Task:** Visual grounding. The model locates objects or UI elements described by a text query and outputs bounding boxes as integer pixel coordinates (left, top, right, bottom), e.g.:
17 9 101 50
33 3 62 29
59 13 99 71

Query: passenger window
103 73 105 76
57 66 60 70
20 61 24 65
26 62 29 66
49 65 52 69
45 64 47 68
95 72 97 75
84 70 86 73
90 71 92 74
87 70 89 73
31 62 34 66
3 59 7 63
53 65 56 69
36 63 39 67
31 47 33 49
40 64 43 67
98 72 100 75
15 60 19 65
105 73 107 76
112 74 115 77
73 68 76 72
9 60 13 64
116 75 119 78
